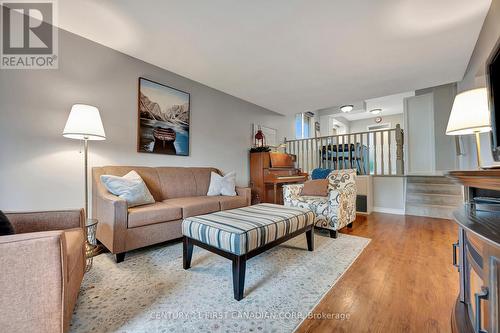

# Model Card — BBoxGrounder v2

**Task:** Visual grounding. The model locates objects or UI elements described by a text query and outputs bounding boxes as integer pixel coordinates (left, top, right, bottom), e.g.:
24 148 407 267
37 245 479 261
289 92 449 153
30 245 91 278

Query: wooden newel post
395 124 404 175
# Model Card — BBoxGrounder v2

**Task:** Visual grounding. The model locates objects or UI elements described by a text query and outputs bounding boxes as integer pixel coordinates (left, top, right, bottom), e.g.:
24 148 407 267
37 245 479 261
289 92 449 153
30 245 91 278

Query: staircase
405 176 463 219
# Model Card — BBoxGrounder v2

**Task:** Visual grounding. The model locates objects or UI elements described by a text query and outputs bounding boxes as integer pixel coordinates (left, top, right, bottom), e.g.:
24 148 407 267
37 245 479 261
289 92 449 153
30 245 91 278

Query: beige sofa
92 166 251 262
0 209 86 333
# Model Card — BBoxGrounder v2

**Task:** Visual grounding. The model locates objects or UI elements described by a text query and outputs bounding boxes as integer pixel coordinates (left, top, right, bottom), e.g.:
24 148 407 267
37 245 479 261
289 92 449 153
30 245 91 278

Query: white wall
0 28 293 211
348 114 404 133
372 176 406 214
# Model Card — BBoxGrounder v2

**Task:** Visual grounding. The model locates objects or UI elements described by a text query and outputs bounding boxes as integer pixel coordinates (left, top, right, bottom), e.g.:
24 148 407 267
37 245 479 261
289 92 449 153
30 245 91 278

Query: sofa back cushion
95 166 222 201
156 167 221 199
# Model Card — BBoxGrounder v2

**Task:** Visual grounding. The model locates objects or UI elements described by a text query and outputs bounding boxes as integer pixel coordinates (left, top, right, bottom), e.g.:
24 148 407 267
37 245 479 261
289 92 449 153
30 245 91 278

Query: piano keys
250 152 308 204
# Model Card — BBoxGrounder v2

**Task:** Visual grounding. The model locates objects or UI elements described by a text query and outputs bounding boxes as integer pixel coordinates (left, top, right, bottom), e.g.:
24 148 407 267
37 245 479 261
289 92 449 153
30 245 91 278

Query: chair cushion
128 202 182 228
63 228 85 279
182 204 314 255
163 196 221 218
217 196 248 210
300 179 328 196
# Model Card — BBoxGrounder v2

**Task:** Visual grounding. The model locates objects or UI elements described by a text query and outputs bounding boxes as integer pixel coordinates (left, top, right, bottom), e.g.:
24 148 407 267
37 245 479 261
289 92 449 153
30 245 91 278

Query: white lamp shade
63 104 106 140
446 88 491 135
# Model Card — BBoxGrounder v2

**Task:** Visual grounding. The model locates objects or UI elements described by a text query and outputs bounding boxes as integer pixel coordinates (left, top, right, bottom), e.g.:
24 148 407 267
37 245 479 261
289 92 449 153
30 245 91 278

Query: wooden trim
447 170 500 191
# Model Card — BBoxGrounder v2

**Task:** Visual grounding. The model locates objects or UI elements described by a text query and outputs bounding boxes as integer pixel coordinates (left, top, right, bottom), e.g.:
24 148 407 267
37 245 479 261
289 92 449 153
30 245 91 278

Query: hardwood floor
296 213 459 333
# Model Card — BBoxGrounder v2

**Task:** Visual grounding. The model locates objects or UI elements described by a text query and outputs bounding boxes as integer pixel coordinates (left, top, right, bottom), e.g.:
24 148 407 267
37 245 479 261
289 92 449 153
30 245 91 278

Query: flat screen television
488 38 500 161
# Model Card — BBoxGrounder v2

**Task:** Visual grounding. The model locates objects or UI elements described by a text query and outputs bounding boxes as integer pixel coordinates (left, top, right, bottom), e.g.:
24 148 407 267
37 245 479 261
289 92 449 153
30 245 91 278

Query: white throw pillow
207 171 237 196
100 170 155 207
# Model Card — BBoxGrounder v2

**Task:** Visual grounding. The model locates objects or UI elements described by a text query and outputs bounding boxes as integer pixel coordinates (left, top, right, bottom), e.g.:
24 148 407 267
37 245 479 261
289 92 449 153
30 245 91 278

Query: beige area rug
71 231 370 333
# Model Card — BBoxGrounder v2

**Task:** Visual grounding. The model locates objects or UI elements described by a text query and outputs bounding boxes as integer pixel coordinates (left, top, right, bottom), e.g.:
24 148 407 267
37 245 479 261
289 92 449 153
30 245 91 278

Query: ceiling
57 0 491 115
329 91 416 121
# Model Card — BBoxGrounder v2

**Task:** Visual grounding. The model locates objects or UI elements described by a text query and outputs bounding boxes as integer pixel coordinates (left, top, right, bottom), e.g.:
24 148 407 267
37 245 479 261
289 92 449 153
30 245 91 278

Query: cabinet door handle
452 242 459 269
475 286 489 333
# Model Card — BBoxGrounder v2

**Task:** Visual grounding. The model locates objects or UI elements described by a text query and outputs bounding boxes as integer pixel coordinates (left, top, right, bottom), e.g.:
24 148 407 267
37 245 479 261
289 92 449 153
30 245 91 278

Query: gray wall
0 28 294 211
416 83 458 171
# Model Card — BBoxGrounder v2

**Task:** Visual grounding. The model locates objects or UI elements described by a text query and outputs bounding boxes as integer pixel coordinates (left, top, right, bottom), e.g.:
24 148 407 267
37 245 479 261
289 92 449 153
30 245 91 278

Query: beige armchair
0 209 86 333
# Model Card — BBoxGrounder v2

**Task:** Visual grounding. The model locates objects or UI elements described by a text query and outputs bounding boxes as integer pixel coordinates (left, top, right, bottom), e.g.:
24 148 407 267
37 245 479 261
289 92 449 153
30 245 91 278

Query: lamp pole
475 131 482 169
84 137 89 219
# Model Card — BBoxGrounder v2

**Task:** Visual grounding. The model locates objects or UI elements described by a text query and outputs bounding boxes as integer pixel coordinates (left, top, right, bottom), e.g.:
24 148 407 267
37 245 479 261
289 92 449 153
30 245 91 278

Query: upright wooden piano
250 152 307 204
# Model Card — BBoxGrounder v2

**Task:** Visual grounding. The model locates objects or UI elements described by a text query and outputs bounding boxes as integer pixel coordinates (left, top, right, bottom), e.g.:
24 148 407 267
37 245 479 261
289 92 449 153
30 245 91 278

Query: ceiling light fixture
340 105 354 113
370 108 382 115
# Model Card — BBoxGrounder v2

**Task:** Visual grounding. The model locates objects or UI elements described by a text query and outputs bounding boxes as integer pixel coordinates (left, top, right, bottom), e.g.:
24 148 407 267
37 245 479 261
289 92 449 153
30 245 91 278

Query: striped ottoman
182 203 315 300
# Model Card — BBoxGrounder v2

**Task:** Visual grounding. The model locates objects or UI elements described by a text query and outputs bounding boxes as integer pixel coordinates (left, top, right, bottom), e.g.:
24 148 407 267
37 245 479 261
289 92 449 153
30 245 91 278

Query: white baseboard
372 207 406 215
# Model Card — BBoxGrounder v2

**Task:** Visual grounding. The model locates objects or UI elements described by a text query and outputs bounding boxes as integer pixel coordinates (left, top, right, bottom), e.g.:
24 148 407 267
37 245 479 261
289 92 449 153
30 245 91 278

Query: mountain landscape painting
138 77 190 156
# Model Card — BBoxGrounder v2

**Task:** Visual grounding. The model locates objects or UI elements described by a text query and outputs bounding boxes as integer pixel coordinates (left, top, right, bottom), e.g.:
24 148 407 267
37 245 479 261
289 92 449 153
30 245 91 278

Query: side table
85 218 102 272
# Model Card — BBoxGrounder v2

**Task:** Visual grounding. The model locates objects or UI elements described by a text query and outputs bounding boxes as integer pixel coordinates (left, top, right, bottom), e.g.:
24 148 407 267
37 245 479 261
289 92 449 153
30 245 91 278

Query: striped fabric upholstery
182 204 314 256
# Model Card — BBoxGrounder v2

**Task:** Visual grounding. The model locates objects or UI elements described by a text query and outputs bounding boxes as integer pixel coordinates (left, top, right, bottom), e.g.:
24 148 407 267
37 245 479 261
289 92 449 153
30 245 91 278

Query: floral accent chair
283 169 357 238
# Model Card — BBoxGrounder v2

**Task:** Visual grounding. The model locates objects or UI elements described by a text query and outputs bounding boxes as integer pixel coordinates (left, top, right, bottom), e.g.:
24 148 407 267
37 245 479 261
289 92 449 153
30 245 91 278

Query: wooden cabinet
447 170 500 333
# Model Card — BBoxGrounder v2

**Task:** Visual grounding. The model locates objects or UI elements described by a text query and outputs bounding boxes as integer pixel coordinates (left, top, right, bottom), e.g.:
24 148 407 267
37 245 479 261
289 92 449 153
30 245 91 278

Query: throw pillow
207 171 237 196
311 168 332 180
300 179 329 196
0 210 15 236
100 170 155 207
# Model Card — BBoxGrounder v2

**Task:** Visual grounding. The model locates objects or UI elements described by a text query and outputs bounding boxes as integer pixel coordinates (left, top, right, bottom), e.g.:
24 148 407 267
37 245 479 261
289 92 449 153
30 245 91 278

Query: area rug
70 232 370 333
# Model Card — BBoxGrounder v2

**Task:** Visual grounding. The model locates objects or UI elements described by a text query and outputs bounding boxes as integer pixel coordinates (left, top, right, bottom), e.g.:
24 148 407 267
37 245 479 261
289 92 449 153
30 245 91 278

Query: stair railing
285 124 404 176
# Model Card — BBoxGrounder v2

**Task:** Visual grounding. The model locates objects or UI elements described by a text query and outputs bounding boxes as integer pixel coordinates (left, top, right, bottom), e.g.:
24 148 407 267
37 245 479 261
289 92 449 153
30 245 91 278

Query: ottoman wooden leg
183 237 193 269
306 227 314 251
232 255 247 301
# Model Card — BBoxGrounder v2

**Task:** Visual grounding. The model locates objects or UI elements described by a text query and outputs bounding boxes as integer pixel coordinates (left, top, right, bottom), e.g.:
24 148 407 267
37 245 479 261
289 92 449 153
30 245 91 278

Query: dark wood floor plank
296 212 458 333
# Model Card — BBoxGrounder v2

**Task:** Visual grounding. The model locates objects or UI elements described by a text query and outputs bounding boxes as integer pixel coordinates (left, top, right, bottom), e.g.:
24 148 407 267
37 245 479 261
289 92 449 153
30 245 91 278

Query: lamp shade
63 104 106 140
446 88 491 135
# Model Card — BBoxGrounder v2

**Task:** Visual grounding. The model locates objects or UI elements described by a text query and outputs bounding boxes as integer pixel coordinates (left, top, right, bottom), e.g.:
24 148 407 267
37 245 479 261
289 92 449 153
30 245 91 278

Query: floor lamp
63 104 106 270
446 88 491 169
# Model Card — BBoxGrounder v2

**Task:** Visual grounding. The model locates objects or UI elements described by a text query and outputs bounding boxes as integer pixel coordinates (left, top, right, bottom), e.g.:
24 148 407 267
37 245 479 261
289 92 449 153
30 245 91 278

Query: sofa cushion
128 202 182 228
191 168 221 196
101 170 155 208
163 196 221 218
207 171 237 196
101 166 163 202
217 196 248 210
63 228 85 280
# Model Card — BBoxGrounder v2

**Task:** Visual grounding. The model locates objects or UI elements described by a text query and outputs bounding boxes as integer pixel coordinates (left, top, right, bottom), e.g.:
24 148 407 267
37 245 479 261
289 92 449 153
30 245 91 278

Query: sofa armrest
94 191 128 254
235 187 251 206
0 231 67 333
5 209 85 234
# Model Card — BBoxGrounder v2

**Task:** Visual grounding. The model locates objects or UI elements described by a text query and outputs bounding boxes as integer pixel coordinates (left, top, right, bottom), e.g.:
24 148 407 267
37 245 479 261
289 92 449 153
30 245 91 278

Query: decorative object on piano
138 77 190 156
446 88 491 168
249 151 308 205
254 128 266 147
250 146 271 153
253 124 278 147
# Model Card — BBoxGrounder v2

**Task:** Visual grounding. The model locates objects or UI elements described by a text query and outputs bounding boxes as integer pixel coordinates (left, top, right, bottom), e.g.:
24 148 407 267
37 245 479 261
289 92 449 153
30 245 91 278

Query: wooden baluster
388 130 392 175
395 124 404 175
381 131 385 175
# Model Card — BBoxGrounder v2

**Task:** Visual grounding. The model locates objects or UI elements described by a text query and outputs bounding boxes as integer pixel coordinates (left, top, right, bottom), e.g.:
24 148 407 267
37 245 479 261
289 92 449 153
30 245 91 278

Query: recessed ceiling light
370 108 382 114
340 105 354 113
